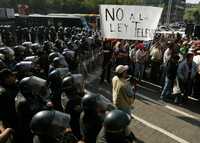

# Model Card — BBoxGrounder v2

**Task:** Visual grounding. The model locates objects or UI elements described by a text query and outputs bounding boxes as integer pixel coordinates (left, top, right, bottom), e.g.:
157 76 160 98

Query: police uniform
96 110 137 143
100 40 113 83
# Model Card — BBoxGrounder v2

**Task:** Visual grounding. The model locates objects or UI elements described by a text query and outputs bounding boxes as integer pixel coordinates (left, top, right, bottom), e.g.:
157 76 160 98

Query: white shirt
163 48 172 64
193 55 200 66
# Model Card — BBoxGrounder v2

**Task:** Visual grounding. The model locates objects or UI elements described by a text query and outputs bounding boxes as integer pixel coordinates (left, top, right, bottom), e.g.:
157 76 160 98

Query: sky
186 0 200 3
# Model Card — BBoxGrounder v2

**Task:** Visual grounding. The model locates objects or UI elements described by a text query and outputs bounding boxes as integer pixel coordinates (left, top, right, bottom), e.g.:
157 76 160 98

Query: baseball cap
115 65 129 74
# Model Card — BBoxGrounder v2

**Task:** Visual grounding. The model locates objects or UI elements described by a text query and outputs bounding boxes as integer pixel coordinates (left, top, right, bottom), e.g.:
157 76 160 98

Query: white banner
100 5 163 41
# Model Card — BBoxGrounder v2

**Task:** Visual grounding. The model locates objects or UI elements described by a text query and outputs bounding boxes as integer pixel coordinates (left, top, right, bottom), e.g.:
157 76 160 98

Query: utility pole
166 0 172 26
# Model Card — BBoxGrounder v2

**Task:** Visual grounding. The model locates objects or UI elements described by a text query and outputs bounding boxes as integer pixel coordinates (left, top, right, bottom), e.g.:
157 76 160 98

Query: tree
184 4 200 24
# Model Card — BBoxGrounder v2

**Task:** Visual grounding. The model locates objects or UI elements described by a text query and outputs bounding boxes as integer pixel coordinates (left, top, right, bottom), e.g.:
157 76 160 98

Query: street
86 69 200 143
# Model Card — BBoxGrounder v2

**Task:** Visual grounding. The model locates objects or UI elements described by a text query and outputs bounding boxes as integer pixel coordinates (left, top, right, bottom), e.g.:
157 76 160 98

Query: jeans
151 60 161 82
161 76 173 99
134 63 145 81
100 62 111 82
179 79 193 100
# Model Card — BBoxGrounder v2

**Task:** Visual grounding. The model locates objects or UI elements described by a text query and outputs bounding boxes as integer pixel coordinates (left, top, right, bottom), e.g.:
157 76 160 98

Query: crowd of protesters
101 33 200 105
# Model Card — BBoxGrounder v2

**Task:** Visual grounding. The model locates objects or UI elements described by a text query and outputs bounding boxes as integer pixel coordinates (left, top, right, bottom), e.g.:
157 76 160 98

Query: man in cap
112 65 135 114
177 50 198 103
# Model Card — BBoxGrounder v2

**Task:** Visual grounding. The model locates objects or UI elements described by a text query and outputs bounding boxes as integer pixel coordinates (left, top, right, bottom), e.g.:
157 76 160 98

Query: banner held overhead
99 5 163 41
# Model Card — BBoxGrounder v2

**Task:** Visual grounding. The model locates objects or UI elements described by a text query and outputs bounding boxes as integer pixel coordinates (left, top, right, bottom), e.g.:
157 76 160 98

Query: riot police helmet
103 110 131 133
48 68 70 88
19 76 49 98
53 57 68 68
62 76 74 92
0 53 5 61
62 74 84 95
15 61 34 72
22 42 32 48
30 110 70 137
81 93 114 113
0 47 15 61
14 45 26 56
48 52 60 63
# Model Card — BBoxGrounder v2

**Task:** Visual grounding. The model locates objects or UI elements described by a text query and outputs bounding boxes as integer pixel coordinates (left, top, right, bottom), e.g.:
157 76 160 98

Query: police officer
13 45 26 62
62 74 84 139
0 59 6 70
55 39 64 53
38 26 45 44
48 68 70 111
15 61 35 80
100 40 113 83
96 110 137 143
80 93 114 143
0 47 15 70
62 49 77 72
30 27 37 43
15 76 52 143
58 26 64 41
49 26 56 43
0 69 18 133
15 26 22 44
30 110 78 143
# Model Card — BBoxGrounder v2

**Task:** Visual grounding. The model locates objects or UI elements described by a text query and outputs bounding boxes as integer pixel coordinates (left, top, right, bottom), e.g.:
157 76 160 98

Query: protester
135 43 147 82
177 50 198 103
160 54 180 101
150 41 163 83
112 65 135 114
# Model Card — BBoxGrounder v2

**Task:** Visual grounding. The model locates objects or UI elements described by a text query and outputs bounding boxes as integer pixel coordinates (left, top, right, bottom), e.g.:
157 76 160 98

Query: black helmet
81 93 114 113
30 110 70 137
62 50 75 61
19 76 49 98
0 47 15 61
0 53 5 61
24 56 39 63
62 76 75 92
14 45 26 56
22 42 32 48
48 68 70 89
15 61 34 73
53 57 68 68
31 43 41 53
62 74 84 95
104 110 131 133
48 52 60 63
49 68 70 82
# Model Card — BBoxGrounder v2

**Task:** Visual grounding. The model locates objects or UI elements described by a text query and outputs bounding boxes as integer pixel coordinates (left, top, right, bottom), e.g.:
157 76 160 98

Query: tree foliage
0 0 166 14
184 4 200 24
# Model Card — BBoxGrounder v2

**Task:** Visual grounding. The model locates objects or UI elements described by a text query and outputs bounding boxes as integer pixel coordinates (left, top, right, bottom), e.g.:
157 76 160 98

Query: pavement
85 68 200 143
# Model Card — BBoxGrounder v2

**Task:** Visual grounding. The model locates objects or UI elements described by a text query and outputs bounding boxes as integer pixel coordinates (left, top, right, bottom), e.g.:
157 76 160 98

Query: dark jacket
166 59 178 80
